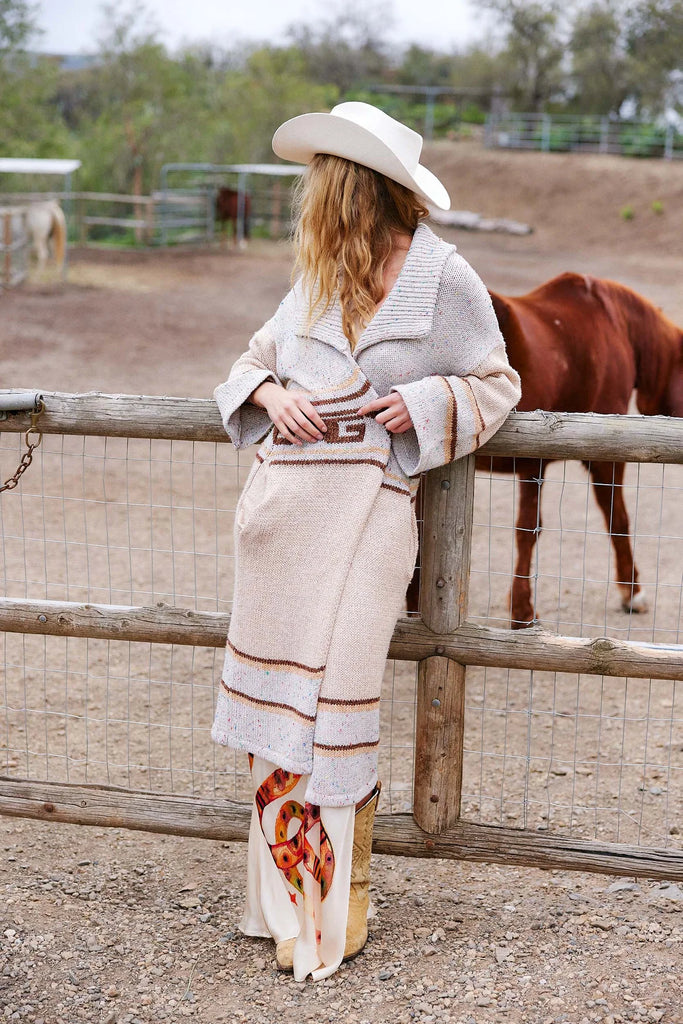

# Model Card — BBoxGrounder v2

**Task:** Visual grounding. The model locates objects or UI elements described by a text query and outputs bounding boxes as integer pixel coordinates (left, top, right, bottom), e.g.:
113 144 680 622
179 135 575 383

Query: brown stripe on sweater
444 376 459 461
318 695 380 709
269 457 387 470
222 680 317 724
438 375 458 463
227 636 325 676
314 739 380 756
380 481 411 496
310 380 371 405
461 376 485 443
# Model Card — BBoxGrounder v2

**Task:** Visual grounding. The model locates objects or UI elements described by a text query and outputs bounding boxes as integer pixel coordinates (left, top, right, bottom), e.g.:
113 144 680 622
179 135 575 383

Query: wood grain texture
415 457 475 833
1 776 681 880
1 598 681 680
413 656 466 832
0 392 681 461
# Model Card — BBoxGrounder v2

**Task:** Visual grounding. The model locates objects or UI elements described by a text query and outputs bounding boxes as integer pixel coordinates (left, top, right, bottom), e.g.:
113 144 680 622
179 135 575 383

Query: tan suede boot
275 937 296 971
342 780 381 962
275 782 382 971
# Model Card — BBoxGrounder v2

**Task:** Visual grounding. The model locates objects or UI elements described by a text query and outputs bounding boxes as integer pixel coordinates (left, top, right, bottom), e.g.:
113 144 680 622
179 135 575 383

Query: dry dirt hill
423 139 683 256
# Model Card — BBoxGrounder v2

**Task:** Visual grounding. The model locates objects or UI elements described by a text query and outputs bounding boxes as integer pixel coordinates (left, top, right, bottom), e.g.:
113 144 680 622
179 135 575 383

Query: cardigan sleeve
388 257 521 477
213 311 285 450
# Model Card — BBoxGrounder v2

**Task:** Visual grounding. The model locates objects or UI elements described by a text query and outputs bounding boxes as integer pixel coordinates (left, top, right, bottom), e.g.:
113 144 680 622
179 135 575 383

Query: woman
211 101 521 982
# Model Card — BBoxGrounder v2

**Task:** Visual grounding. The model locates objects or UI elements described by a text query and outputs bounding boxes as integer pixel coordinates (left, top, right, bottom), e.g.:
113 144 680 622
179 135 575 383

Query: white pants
239 754 357 982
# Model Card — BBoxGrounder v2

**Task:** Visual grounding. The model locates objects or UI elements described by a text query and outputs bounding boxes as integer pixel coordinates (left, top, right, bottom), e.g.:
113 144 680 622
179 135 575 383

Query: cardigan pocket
235 454 269 533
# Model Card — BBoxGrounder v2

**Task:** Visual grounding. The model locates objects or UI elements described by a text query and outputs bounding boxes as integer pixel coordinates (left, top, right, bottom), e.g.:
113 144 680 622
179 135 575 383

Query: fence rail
1 389 682 879
2 390 681 459
485 111 683 159
2 777 681 879
0 183 294 249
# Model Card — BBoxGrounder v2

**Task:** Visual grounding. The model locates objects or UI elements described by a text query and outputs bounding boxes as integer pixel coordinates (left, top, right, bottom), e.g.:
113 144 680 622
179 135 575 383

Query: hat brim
272 112 451 211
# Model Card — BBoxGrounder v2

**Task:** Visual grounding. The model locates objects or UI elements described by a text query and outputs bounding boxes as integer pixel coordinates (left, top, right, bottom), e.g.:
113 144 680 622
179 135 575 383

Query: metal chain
0 399 45 493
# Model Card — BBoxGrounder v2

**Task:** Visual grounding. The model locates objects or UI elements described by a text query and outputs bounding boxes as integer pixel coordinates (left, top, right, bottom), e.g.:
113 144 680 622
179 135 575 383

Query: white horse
26 200 67 272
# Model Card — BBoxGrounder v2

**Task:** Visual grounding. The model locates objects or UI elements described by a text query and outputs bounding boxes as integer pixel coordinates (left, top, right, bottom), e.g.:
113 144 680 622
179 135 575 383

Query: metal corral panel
0 158 81 175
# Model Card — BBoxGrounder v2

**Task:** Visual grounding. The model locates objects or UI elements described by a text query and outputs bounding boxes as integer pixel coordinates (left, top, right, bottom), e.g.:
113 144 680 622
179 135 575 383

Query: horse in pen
26 199 67 274
215 186 251 249
408 271 683 627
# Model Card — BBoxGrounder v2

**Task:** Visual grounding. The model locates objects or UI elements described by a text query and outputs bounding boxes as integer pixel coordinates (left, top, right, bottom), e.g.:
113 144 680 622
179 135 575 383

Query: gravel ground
2 818 683 1024
2 144 683 1021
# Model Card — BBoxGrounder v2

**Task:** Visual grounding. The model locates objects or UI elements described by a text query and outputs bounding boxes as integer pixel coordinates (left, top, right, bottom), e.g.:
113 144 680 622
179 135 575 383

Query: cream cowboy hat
272 101 451 211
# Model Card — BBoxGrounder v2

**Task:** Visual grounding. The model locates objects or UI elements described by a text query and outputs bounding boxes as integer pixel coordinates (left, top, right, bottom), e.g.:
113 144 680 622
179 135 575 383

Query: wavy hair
291 154 429 350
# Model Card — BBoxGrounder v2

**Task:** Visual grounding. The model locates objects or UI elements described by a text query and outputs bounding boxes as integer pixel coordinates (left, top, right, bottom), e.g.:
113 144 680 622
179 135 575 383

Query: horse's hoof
510 616 537 630
622 588 648 614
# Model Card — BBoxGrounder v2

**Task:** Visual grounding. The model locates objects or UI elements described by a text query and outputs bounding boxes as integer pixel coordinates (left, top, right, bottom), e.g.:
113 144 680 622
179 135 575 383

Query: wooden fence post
77 195 87 247
3 211 11 288
413 454 476 833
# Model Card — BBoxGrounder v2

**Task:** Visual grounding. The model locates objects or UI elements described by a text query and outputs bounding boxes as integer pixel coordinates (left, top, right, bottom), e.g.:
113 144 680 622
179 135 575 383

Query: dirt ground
1 143 683 1022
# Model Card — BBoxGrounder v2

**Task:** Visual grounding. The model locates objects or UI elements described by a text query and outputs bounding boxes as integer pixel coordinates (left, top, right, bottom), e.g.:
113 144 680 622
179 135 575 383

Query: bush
618 125 666 157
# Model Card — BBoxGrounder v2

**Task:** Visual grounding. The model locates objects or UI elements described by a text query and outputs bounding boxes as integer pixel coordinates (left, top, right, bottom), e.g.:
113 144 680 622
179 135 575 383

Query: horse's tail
51 203 67 270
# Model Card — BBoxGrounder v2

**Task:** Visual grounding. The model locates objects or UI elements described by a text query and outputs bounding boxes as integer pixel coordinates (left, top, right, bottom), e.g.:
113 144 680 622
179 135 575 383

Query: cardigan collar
293 222 455 357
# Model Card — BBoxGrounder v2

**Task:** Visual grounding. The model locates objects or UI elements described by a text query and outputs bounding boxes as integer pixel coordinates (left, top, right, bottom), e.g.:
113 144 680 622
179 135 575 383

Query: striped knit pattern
211 221 521 805
211 369 418 804
389 344 520 476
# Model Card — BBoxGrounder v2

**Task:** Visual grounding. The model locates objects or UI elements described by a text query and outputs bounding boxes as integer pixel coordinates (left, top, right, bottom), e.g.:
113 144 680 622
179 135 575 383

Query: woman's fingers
383 414 412 432
373 395 413 433
272 390 412 441
300 398 327 433
283 394 327 442
290 406 324 442
277 417 303 445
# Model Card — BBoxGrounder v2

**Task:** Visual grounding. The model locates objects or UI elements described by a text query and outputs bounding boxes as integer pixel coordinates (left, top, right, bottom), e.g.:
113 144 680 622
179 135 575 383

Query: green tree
69 4 221 195
397 45 453 87
625 0 683 116
0 0 73 167
287 1 393 92
0 0 36 52
480 0 565 110
570 1 629 114
218 45 336 163
449 45 508 101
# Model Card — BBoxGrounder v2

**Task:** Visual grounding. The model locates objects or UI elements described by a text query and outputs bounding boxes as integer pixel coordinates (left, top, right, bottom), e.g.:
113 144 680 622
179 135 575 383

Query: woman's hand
356 392 414 433
249 381 328 445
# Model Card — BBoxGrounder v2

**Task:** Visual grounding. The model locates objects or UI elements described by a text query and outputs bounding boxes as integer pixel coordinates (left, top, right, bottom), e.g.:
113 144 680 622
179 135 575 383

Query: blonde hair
291 154 429 350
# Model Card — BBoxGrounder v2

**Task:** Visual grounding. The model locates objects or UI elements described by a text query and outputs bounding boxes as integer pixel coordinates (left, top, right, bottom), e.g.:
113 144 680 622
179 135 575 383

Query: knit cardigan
211 222 521 806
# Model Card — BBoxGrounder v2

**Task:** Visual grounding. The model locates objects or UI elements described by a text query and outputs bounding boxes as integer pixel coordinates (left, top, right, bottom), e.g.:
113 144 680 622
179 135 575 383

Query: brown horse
408 272 683 627
215 186 251 248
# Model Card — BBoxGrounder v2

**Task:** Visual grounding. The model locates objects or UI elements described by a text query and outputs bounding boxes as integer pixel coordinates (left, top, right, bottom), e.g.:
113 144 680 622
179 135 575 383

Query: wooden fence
0 186 291 249
0 391 682 881
0 205 29 288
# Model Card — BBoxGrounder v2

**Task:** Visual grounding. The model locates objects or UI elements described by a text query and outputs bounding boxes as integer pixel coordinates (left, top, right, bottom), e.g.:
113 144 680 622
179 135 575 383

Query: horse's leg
36 236 48 269
509 460 544 628
585 460 647 613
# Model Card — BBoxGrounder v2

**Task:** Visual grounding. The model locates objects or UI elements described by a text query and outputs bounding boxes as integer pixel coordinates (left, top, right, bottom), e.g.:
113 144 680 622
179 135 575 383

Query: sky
35 0 488 56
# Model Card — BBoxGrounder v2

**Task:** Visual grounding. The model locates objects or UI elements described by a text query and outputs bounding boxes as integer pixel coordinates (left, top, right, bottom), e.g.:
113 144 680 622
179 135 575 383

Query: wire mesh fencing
0 430 418 814
463 457 682 850
0 399 681 872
